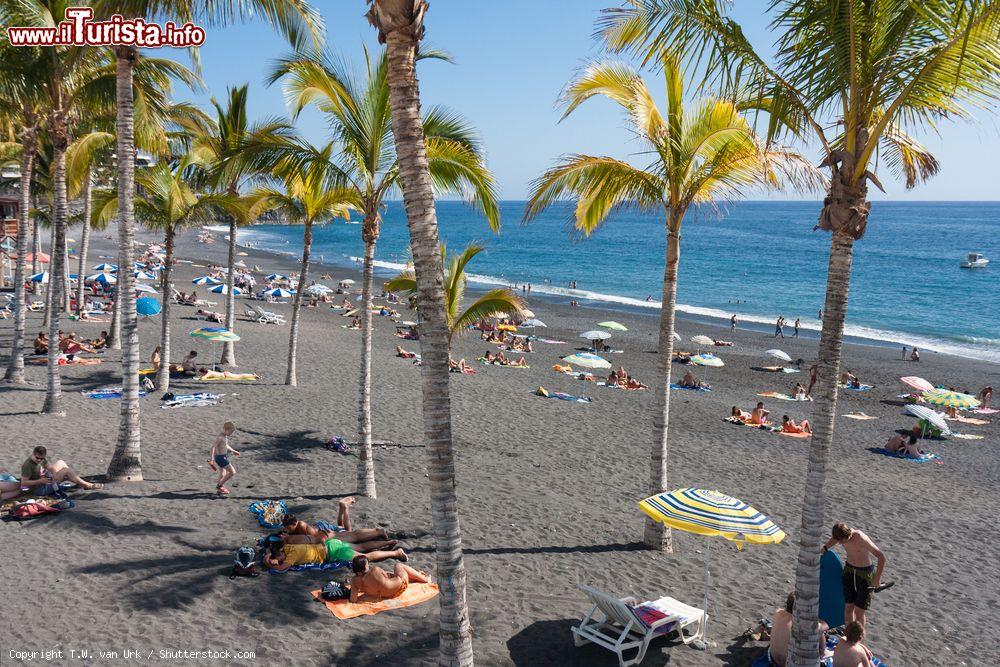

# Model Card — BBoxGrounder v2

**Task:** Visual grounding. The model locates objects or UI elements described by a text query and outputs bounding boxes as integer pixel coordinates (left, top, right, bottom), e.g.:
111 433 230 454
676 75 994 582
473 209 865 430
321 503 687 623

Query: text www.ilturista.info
6 7 205 47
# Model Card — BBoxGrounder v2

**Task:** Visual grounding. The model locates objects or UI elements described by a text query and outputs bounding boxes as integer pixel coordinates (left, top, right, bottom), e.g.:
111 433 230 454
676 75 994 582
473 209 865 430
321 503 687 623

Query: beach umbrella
765 349 792 363
189 327 240 342
134 270 157 280
68 274 78 282
339 278 355 284
136 297 161 317
304 284 332 294
580 330 612 340
28 271 49 284
264 288 293 299
234 259 247 268
921 389 980 410
691 353 724 368
691 334 715 347
900 376 934 393
86 272 117 285
521 309 535 318
209 284 242 295
904 404 951 435
598 321 628 331
265 273 287 281
672 332 682 342
562 352 611 369
14 252 50 263
134 284 157 294
521 318 547 328
192 276 221 286
92 262 117 271
640 488 784 646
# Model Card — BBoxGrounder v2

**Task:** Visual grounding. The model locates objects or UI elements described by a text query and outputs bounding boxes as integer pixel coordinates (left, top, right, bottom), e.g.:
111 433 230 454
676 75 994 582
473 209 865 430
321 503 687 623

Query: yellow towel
311 583 439 619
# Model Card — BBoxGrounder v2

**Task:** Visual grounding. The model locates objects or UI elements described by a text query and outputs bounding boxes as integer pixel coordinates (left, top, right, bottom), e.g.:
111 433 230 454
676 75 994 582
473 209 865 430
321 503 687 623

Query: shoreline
215 225 997 367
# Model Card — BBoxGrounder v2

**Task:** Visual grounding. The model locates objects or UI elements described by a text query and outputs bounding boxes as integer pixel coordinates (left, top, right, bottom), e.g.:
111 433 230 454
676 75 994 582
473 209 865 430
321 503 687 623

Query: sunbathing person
20 445 103 493
621 376 647 390
678 370 709 389
33 332 48 355
396 345 417 359
781 415 812 434
886 433 924 458
151 346 162 370
750 402 771 425
264 531 405 572
712 339 733 346
793 383 809 401
90 331 109 350
198 368 259 381
349 554 431 602
770 592 828 666
197 308 224 323
59 333 96 358
281 498 390 545
731 406 752 422
339 298 353 309
672 351 691 362
496 350 510 365
181 350 199 376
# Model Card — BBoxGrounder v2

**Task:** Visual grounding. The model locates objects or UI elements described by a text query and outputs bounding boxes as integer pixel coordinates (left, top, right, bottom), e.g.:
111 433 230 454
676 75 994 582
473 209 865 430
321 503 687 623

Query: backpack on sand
229 546 259 579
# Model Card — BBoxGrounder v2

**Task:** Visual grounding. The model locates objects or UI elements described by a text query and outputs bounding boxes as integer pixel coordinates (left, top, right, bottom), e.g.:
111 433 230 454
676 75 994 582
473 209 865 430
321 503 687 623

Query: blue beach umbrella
134 270 157 280
265 273 288 281
209 284 242 295
92 262 117 272
192 276 222 286
29 271 49 284
263 288 293 298
86 273 117 286
136 297 162 317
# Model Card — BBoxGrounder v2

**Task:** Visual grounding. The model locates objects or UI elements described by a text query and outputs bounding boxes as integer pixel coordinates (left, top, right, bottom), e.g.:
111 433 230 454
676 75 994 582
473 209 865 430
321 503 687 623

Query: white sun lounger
246 303 285 325
571 585 705 666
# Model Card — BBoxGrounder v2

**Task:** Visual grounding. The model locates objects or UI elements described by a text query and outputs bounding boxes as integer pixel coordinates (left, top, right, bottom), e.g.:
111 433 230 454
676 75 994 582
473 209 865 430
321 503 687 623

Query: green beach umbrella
189 327 240 343
598 321 628 331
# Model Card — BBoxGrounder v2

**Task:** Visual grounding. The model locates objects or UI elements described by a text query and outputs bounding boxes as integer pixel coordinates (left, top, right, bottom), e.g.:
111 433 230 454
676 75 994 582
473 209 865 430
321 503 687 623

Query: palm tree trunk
107 46 143 482
643 226 680 551
380 15 474 665
62 232 70 313
155 227 175 394
75 173 92 316
220 217 238 366
357 226 378 498
285 222 312 387
42 224 54 328
42 113 69 415
4 134 36 384
30 202 39 289
110 279 122 349
788 230 855 667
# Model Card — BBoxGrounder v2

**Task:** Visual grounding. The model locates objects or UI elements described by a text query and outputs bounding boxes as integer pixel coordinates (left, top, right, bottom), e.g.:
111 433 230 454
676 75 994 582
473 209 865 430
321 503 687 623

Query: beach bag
10 501 62 520
229 546 259 578
320 581 350 601
326 436 349 454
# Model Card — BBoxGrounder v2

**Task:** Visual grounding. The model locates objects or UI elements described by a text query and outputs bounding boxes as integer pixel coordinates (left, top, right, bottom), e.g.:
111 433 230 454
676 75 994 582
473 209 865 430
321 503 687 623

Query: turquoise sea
229 200 1000 363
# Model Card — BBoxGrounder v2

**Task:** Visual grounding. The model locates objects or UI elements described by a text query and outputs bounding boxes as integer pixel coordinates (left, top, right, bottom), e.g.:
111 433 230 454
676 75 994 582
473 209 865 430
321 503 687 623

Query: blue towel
670 384 712 392
315 520 345 533
268 560 350 574
248 499 288 528
542 391 592 403
870 447 940 462
840 384 873 391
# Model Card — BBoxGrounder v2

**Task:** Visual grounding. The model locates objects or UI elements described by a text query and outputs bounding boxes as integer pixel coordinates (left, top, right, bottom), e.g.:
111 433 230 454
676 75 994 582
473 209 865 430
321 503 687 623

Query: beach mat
838 383 873 391
752 366 800 373
974 407 998 415
272 561 350 574
670 384 711 392
951 433 985 440
535 388 591 403
778 430 811 438
843 413 878 420
311 583 439 619
869 447 941 463
946 415 989 425
756 392 805 401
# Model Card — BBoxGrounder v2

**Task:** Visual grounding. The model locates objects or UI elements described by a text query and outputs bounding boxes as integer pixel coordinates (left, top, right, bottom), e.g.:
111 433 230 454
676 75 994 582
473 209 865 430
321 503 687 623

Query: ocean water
231 200 1000 363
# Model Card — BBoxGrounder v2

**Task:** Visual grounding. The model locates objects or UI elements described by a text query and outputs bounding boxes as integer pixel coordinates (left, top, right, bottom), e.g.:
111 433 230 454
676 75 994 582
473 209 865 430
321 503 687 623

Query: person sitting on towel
33 331 49 355
90 330 109 351
349 554 431 602
264 531 405 572
678 370 709 390
396 345 417 359
781 415 812 434
181 350 199 376
886 433 924 458
832 622 874 667
793 383 809 401
770 592 828 666
750 402 770 425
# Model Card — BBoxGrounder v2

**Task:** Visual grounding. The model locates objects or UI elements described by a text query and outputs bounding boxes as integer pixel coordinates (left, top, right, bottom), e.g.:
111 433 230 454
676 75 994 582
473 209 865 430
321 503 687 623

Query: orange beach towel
311 583 439 619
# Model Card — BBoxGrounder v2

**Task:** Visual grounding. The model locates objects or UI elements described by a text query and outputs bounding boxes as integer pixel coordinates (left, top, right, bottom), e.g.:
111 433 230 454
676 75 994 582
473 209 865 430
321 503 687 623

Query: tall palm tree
66 128 114 316
253 144 356 386
599 1 1000 663
385 244 525 349
96 0 323 481
525 52 819 551
366 2 475 664
270 45 500 499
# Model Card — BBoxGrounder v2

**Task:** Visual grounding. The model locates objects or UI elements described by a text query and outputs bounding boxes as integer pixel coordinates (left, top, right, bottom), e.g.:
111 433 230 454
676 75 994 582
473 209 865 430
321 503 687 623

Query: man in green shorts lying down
263 529 406 571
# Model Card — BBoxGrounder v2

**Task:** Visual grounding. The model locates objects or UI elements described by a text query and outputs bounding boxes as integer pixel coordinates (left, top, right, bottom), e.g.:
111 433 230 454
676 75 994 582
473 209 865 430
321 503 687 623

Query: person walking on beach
823 523 887 630
807 363 818 399
774 316 784 338
208 421 240 495
793 317 800 337
730 314 738 332
901 346 908 360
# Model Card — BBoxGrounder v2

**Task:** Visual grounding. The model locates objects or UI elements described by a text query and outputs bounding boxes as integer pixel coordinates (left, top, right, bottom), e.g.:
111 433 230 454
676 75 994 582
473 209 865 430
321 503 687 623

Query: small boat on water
960 252 989 269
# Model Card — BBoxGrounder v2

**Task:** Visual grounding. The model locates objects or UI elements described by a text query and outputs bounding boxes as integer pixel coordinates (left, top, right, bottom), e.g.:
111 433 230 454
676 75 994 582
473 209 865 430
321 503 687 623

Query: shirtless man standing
823 523 887 629
349 554 431 602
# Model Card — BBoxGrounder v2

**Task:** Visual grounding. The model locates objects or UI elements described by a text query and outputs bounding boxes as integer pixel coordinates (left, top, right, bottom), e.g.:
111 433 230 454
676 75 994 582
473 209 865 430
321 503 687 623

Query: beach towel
83 387 148 399
529 338 566 344
945 415 989 425
838 383 873 391
723 417 773 429
161 393 222 408
197 372 259 382
756 392 805 401
310 583 439 619
670 384 712 392
248 499 287 529
752 366 800 373
843 413 878 420
271 560 350 574
534 387 592 403
870 447 941 463
951 433 985 440
478 358 530 369
974 407 998 415
779 430 811 438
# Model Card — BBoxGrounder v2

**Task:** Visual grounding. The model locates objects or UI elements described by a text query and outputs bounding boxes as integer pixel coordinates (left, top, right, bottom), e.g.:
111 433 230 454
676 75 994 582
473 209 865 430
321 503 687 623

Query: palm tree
385 244 524 348
95 0 323 481
599 1 1000 663
253 144 355 386
271 46 500 500
366 1 475 663
66 128 114 316
525 52 818 551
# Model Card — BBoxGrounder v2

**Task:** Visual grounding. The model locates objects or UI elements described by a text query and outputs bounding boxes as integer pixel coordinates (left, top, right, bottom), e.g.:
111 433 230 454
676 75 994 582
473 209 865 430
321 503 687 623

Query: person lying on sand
832 622 874 667
19 446 103 496
396 346 417 359
731 406 752 422
198 368 259 381
281 498 390 544
770 592 828 667
781 415 812 434
197 308 224 323
678 370 710 390
449 358 473 374
264 532 405 572
672 351 691 363
339 298 353 309
750 402 771 425
712 339 733 346
349 554 431 602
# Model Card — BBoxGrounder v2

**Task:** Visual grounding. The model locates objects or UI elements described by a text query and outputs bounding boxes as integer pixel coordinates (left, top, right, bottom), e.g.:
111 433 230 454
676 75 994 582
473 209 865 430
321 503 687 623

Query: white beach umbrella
904 404 951 435
521 309 535 318
691 335 715 346
92 262 117 271
339 278 356 285
86 272 117 285
765 349 792 363
305 284 333 294
521 318 547 328
580 330 612 340
192 276 222 286
134 270 157 280
134 284 158 294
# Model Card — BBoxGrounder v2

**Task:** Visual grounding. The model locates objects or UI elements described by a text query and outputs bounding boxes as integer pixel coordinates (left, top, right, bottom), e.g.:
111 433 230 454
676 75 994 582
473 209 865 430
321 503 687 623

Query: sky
167 0 1000 201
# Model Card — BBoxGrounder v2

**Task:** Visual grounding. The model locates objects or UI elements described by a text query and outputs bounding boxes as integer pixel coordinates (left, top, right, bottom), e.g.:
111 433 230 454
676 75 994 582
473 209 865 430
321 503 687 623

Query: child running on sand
208 421 240 495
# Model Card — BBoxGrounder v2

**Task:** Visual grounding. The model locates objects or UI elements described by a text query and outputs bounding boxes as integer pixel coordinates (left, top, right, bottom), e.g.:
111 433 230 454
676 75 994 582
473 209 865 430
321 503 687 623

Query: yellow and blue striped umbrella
639 488 785 546
920 389 980 409
189 327 240 343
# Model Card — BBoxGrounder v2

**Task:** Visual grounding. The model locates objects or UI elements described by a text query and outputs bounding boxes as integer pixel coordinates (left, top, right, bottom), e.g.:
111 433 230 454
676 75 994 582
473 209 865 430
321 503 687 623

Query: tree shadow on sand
57 510 197 537
719 635 768 667
81 488 352 503
328 622 440 664
238 428 327 463
406 542 647 557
